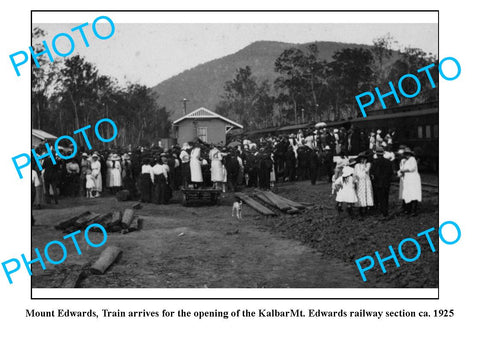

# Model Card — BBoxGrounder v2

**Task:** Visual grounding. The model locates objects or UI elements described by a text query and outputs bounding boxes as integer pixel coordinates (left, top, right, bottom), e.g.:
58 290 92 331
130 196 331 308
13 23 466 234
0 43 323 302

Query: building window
425 125 432 139
433 124 439 138
417 126 423 139
197 127 207 142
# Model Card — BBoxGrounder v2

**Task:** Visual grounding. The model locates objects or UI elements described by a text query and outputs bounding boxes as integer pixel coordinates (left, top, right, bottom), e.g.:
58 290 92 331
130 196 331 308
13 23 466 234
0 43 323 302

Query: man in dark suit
371 147 394 219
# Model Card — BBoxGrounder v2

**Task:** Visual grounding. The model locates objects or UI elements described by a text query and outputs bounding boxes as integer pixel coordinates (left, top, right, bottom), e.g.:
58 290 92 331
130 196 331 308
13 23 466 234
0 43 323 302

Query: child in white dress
334 164 358 217
85 169 95 198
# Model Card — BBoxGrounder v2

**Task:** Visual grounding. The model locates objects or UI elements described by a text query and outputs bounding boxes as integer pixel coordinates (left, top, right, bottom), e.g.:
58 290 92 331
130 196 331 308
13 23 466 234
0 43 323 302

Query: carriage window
425 125 431 138
433 124 439 138
417 126 423 139
197 127 208 142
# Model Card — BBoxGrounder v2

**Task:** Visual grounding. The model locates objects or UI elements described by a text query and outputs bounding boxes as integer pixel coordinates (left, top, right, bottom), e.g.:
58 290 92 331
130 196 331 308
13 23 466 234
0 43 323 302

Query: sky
34 23 438 88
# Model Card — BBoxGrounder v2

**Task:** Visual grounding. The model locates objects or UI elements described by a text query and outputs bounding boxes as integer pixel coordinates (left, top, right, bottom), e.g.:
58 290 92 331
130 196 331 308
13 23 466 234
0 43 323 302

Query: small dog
232 199 243 219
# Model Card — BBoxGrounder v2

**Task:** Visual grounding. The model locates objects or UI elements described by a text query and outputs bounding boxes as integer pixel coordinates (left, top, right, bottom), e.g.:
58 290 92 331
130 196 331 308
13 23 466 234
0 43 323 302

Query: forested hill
149 40 370 121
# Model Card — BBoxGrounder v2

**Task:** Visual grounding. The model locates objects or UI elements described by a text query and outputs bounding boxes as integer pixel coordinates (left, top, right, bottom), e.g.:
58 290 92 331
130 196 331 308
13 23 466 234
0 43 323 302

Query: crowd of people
31 126 423 220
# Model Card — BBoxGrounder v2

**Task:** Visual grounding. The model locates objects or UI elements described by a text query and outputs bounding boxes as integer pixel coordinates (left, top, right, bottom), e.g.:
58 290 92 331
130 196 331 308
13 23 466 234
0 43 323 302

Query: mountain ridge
149 40 374 121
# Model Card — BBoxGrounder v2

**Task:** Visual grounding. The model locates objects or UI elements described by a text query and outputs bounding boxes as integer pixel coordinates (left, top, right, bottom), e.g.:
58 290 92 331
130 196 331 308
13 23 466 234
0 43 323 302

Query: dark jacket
372 157 394 187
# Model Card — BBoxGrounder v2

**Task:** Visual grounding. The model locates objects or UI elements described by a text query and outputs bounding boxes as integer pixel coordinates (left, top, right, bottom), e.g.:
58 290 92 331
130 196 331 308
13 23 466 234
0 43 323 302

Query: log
132 202 142 210
128 217 144 232
88 213 113 232
74 213 101 229
235 193 276 216
90 246 122 275
121 208 135 229
108 210 122 227
61 268 87 288
55 211 90 230
262 191 291 211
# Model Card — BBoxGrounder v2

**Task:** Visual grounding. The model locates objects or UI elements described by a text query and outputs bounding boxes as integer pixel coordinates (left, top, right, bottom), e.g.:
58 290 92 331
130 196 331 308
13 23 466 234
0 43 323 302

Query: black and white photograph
29 11 439 295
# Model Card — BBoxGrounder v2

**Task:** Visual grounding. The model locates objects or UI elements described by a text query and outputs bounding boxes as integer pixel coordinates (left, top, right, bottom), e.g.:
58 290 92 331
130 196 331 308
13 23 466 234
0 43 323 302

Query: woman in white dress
334 163 358 217
90 153 102 197
210 147 227 191
354 154 374 217
399 148 422 216
189 144 203 188
110 154 123 193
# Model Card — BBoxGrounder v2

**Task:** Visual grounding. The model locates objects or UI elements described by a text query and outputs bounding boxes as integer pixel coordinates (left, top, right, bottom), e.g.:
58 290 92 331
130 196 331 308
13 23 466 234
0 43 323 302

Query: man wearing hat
371 147 394 219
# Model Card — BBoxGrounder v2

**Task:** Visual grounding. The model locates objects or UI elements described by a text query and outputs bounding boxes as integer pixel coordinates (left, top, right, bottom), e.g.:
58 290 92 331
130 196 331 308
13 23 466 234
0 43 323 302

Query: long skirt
403 172 422 203
34 185 44 206
140 173 152 203
153 174 170 204
356 176 374 207
181 163 191 187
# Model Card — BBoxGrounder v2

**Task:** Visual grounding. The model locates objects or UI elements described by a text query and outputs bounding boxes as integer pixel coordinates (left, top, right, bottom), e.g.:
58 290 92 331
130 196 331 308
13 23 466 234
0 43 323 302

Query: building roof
32 129 57 140
173 107 243 129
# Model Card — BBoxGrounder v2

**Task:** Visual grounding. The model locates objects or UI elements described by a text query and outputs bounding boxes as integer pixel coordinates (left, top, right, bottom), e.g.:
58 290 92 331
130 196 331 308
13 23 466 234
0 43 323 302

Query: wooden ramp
268 192 307 210
235 193 276 216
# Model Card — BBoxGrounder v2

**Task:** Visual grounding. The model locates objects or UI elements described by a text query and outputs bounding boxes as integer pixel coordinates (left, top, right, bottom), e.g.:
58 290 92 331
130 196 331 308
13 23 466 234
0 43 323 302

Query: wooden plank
269 192 307 210
286 207 300 214
253 192 276 208
90 246 122 274
262 191 291 211
235 193 276 216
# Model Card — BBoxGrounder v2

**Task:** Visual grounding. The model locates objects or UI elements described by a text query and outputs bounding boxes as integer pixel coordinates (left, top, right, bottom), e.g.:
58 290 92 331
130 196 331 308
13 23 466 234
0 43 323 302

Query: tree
327 48 375 118
32 27 61 130
274 48 308 124
372 33 397 83
60 55 100 134
385 47 439 105
216 66 274 129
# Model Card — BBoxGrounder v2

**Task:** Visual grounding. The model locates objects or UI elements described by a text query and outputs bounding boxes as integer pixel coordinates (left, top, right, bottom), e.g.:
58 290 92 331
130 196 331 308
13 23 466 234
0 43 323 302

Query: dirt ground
31 178 438 289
